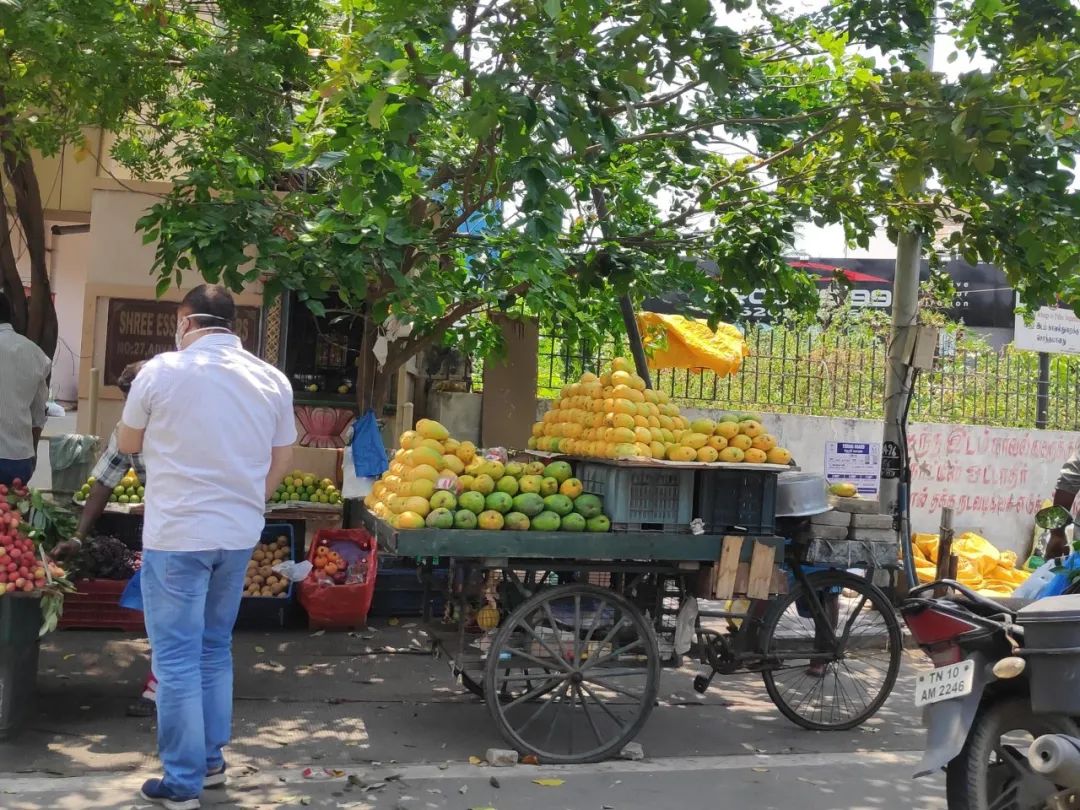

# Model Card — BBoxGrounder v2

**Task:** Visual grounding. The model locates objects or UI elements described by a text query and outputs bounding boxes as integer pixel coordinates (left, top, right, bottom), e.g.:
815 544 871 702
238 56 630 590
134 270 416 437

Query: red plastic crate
58 579 145 632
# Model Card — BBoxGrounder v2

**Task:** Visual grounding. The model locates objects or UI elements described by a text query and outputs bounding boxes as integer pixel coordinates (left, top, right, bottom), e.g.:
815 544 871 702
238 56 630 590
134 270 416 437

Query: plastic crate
695 468 779 535
369 566 447 618
577 462 694 532
0 596 42 740
235 524 301 630
58 579 145 632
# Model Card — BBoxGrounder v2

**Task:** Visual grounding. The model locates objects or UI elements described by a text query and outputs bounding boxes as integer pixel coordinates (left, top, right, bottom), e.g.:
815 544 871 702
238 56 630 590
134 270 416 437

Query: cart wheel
483 583 660 764
759 570 901 731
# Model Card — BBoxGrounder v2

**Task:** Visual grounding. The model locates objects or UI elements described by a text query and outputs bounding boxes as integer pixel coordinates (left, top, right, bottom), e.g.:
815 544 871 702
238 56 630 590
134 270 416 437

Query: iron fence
524 328 1080 431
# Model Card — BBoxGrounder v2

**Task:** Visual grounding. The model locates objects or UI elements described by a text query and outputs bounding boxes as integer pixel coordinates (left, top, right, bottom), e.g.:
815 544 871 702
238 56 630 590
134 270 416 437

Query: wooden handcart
361 511 902 764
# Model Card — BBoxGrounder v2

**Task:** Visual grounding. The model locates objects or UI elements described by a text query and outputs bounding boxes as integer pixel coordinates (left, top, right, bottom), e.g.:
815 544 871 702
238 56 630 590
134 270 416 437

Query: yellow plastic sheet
911 531 1031 597
636 312 750 377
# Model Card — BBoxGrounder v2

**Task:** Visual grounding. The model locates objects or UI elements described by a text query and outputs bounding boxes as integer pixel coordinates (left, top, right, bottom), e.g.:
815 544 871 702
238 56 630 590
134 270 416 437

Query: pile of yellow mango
912 532 1032 597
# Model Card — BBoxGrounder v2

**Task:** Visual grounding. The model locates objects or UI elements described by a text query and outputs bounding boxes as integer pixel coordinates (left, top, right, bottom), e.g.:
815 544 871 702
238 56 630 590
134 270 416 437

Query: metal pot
775 472 830 518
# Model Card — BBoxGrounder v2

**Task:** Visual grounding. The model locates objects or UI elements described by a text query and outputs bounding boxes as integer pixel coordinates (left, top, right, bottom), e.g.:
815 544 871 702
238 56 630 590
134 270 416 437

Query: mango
416 418 450 441
478 510 505 530
396 511 426 530
561 513 587 532
530 511 562 532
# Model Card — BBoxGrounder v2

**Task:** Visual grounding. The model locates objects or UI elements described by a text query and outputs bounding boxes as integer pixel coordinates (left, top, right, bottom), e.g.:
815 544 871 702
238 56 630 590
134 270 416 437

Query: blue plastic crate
577 462 694 532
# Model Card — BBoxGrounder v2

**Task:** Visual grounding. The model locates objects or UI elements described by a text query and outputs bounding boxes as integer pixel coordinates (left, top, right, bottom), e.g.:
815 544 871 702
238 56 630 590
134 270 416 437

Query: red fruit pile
0 480 66 595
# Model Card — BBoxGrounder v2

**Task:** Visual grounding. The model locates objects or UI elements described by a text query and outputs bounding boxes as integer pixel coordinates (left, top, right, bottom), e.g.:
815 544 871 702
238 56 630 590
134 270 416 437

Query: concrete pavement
0 625 946 809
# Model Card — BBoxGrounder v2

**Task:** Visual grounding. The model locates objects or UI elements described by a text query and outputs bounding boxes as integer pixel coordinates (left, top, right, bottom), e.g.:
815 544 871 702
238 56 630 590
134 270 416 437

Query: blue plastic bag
1036 552 1080 599
351 409 389 478
119 568 144 612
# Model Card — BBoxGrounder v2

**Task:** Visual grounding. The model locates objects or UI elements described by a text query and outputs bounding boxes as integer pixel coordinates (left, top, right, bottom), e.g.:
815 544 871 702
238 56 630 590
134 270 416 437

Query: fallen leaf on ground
533 778 565 787
388 617 400 626
752 767 769 773
469 755 483 766
63 653 75 660
521 755 540 766
255 646 266 653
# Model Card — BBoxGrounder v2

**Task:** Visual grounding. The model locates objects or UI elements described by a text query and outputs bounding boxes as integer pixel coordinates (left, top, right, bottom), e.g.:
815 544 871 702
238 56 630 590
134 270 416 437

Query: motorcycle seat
953 594 1033 618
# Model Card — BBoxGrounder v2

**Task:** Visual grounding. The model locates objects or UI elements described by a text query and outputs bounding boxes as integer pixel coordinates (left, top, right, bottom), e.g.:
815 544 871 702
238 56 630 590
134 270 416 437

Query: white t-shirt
121 333 297 552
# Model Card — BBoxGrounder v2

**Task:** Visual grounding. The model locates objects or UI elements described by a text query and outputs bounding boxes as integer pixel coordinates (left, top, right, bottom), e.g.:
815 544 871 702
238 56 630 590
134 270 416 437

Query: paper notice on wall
825 442 881 497
1014 304 1080 355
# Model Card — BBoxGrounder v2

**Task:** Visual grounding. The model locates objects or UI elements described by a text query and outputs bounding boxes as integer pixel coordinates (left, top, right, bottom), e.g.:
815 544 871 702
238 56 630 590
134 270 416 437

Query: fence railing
525 327 1080 431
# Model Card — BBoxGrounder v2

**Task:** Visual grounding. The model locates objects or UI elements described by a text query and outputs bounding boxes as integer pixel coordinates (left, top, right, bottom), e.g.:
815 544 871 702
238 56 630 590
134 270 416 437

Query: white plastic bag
273 560 313 583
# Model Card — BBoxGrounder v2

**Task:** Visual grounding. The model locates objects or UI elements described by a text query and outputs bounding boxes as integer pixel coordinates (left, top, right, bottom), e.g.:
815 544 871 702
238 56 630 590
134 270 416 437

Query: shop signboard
103 298 261 385
643 258 1015 328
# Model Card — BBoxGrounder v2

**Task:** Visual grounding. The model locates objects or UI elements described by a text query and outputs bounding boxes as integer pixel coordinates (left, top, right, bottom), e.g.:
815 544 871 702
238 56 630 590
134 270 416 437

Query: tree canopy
0 0 323 357
7 0 1078 412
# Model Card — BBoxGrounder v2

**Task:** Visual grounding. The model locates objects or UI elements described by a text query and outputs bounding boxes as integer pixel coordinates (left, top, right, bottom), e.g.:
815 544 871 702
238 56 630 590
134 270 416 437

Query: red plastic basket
299 529 378 630
58 579 145 633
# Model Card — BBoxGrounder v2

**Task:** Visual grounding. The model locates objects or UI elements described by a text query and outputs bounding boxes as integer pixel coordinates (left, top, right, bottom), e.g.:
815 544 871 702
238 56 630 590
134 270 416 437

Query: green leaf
542 0 561 19
897 165 922 194
984 130 1011 143
156 276 173 298
367 90 388 128
972 150 996 173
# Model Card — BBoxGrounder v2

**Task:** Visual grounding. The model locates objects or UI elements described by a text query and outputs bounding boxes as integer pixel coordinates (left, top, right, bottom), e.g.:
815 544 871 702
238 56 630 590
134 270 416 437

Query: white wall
3 215 91 404
49 227 90 402
683 407 1078 556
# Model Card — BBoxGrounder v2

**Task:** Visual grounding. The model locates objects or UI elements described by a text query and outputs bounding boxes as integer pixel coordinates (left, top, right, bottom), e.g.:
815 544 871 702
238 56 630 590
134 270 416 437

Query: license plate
914 659 975 707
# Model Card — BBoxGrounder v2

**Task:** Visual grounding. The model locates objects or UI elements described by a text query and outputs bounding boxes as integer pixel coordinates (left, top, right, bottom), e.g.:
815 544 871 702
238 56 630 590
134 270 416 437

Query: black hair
0 292 10 324
180 284 235 330
117 361 146 395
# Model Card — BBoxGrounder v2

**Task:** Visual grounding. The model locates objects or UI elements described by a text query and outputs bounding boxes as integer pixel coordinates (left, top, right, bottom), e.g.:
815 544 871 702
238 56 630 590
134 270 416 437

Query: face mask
174 314 232 350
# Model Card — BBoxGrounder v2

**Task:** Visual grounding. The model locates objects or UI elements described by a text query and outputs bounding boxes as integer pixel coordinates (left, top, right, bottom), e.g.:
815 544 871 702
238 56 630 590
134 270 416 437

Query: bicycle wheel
759 570 901 730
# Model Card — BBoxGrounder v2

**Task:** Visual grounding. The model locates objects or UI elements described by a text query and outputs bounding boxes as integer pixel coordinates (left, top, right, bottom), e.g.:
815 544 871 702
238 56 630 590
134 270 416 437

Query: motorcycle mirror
1036 505 1073 530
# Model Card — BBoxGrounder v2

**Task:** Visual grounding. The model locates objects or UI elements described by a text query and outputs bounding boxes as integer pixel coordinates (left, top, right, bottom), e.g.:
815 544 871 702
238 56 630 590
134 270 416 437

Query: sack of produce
298 529 378 630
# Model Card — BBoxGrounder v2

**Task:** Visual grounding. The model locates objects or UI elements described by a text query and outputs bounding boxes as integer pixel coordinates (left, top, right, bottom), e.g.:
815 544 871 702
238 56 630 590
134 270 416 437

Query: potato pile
244 535 291 598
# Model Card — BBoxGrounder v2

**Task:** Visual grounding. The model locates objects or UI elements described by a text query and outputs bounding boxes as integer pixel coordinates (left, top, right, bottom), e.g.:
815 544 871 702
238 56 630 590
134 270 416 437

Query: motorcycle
901 505 1080 810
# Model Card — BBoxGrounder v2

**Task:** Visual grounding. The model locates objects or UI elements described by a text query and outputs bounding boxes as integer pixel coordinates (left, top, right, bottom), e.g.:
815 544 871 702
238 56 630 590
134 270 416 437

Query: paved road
0 627 946 809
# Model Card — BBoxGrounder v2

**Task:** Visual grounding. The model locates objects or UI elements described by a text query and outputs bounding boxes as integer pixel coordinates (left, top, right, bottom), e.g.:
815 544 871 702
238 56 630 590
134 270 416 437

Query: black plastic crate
0 597 42 740
695 468 779 535
235 524 305 630
369 566 447 618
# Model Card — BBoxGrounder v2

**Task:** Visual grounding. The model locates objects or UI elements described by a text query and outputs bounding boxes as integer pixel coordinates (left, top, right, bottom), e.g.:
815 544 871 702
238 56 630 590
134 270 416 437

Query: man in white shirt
0 293 50 486
118 285 295 810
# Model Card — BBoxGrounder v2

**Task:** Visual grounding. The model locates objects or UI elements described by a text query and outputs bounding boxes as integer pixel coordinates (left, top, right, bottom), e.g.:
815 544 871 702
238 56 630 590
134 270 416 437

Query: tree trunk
2 150 58 359
0 193 28 334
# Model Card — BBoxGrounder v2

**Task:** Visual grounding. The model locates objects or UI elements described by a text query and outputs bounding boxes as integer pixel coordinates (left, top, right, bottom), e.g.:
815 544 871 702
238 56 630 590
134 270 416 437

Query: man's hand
52 538 83 560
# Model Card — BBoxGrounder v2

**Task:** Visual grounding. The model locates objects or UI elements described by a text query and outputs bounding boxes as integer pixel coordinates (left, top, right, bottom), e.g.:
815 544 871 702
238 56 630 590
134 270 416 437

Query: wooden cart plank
359 510 741 561
746 540 777 599
713 536 744 599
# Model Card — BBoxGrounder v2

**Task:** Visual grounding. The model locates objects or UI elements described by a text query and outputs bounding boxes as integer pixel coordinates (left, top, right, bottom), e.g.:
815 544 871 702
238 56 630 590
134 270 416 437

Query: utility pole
880 31 935 589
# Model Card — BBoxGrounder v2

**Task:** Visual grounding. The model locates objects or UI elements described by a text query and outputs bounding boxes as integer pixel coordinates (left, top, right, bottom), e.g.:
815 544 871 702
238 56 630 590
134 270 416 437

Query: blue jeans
141 547 253 797
0 457 34 486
